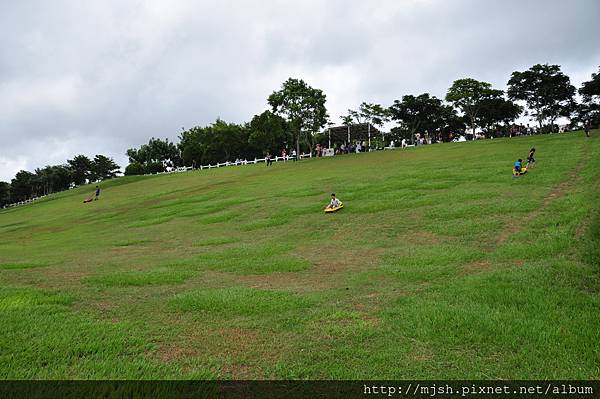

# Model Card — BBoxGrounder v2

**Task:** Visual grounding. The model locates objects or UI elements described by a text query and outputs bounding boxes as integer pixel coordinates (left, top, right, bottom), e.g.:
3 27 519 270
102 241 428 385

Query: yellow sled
325 202 344 213
325 201 344 213
513 167 528 176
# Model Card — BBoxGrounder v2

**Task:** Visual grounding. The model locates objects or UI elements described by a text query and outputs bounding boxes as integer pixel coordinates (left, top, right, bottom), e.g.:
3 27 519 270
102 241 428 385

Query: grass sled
325 202 344 213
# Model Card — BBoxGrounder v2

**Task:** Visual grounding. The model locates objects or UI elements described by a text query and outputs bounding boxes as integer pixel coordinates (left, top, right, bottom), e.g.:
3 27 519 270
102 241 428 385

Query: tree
507 64 576 131
126 137 181 173
437 106 466 141
92 155 120 180
209 119 249 162
578 66 600 126
0 182 11 207
580 66 600 101
388 93 449 141
475 96 522 135
178 126 206 167
124 162 146 176
10 170 36 202
67 155 93 185
446 78 503 138
248 110 290 156
268 78 328 157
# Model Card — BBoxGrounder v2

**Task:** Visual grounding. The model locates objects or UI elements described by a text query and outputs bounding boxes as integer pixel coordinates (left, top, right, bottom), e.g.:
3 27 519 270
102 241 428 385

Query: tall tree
67 155 93 185
388 93 449 141
178 126 206 167
507 64 576 131
248 110 290 156
446 78 503 138
268 78 328 157
126 137 181 173
475 96 523 134
10 170 36 202
92 155 120 180
578 66 600 125
209 119 249 162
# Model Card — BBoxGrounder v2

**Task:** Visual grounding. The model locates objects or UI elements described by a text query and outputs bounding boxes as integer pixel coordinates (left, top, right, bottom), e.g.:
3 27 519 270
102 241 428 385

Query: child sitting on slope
326 193 341 209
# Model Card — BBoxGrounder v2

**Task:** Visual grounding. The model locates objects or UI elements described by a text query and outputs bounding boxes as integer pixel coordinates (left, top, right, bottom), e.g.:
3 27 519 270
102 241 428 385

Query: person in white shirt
326 193 341 209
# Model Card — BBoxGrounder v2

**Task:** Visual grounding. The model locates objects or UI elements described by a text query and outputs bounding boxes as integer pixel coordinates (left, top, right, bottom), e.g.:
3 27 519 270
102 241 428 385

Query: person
527 147 536 167
325 193 341 209
514 159 524 175
266 153 273 166
584 121 591 138
291 149 297 161
94 185 101 200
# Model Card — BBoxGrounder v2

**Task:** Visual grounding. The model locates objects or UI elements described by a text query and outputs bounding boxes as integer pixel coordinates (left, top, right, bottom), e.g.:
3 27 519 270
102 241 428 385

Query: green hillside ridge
0 132 598 379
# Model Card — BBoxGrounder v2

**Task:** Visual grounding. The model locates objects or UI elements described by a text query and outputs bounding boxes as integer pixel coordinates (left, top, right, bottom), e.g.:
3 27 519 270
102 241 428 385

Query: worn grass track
0 131 599 379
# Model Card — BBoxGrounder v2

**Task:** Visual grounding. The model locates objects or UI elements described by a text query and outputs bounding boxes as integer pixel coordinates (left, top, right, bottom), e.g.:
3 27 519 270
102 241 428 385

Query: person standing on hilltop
527 147 536 168
94 185 101 201
584 120 591 138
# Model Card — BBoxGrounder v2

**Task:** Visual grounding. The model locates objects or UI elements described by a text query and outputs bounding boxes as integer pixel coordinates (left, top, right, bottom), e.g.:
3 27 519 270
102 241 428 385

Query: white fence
152 153 311 176
2 195 48 209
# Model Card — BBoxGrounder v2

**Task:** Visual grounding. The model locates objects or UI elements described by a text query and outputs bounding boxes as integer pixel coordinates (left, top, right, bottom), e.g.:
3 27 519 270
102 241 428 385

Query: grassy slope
0 131 598 379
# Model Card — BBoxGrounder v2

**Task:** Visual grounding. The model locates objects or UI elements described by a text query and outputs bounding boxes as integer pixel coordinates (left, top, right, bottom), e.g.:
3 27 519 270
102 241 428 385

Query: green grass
171 287 314 316
84 269 195 287
0 131 599 379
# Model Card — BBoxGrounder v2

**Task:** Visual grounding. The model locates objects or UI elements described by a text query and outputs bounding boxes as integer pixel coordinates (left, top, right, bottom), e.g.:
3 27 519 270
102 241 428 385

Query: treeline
0 154 119 207
124 114 292 174
3 63 599 205
124 64 600 175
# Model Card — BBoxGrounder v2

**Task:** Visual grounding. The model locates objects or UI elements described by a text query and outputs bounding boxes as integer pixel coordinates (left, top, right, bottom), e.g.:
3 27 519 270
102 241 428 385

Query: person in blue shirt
513 159 524 175
515 158 523 173
94 185 101 200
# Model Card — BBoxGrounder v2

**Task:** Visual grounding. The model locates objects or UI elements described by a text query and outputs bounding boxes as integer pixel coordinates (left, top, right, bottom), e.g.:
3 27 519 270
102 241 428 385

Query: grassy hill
1 131 599 379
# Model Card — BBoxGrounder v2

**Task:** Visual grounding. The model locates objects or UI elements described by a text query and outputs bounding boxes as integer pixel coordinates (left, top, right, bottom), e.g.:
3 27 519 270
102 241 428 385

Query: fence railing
151 153 312 176
2 195 47 209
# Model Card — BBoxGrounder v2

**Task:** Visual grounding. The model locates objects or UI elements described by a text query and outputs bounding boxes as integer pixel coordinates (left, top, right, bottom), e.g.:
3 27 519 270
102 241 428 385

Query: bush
124 162 146 176
145 162 165 174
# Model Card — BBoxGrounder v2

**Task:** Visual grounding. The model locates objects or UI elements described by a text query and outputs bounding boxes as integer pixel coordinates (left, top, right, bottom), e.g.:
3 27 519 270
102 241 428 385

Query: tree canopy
507 64 576 131
446 78 504 137
389 94 450 138
268 78 328 156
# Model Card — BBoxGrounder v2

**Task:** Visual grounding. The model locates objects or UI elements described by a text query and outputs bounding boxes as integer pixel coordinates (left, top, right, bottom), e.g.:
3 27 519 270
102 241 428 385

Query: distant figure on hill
266 153 273 166
527 147 536 168
291 149 297 161
584 121 591 138
94 185 101 200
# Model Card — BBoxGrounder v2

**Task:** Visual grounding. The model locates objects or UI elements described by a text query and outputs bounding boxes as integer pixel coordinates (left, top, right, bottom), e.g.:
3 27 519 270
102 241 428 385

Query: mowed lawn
1 132 599 379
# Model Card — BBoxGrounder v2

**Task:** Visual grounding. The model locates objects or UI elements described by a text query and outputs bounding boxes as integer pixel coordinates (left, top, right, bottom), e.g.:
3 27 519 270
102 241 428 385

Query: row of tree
0 155 120 207
125 63 599 175
3 63 598 205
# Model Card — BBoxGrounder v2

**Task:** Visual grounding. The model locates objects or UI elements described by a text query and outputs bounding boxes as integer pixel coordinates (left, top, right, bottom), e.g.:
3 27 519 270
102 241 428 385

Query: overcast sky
1 0 599 181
